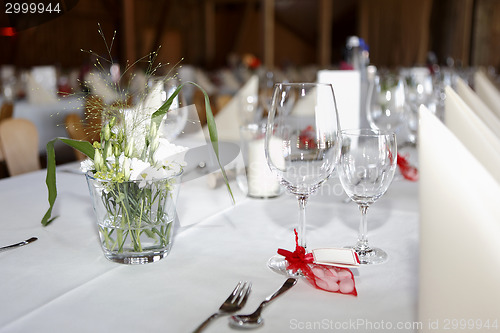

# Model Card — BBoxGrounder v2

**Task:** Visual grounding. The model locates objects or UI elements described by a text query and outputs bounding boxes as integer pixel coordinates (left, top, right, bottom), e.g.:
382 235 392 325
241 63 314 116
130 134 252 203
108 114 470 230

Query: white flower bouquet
42 76 232 263
40 27 232 263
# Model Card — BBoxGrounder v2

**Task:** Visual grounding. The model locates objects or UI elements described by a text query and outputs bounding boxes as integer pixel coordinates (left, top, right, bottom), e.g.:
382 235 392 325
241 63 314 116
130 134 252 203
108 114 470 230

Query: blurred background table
0 96 84 154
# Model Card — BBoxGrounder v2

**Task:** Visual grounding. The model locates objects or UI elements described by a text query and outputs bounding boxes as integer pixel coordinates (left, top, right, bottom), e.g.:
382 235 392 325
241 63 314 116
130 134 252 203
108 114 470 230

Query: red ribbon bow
277 230 315 275
277 230 357 296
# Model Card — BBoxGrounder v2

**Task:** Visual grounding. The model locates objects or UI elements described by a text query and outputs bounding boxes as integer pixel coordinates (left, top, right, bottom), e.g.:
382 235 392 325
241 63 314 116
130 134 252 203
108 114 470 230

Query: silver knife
0 237 38 252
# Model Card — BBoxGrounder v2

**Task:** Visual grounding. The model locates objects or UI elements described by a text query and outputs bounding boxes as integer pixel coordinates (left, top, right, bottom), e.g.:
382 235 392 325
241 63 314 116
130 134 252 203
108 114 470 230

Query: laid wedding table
0 151 419 332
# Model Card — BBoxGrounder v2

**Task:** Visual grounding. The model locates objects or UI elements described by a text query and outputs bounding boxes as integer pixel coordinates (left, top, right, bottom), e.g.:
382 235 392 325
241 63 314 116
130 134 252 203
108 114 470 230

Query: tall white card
317 70 361 130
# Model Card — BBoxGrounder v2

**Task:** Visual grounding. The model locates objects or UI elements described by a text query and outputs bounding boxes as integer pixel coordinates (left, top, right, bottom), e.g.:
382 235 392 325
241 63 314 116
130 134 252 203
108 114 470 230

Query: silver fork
193 281 251 333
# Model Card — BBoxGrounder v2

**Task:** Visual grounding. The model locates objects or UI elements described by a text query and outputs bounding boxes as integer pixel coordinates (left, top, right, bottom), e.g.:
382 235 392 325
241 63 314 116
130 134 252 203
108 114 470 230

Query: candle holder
236 123 283 198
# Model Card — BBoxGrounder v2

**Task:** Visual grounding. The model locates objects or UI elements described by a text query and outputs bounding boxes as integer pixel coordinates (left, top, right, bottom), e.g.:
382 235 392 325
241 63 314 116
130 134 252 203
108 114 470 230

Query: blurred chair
0 118 41 176
0 102 14 123
64 113 88 161
193 90 219 126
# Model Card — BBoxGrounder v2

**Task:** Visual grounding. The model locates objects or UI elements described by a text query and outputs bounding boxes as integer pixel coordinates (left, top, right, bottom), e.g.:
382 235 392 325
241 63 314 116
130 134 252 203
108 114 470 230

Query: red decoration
298 126 317 149
1 27 16 37
339 61 354 70
397 153 419 181
277 230 357 296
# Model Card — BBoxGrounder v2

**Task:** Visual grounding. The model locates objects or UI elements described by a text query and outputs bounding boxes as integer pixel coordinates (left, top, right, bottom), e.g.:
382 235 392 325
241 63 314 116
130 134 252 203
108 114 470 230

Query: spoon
228 278 297 329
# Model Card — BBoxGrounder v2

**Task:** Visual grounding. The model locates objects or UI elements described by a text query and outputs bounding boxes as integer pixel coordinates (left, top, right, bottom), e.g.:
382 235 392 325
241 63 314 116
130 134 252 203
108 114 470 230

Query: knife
0 237 38 252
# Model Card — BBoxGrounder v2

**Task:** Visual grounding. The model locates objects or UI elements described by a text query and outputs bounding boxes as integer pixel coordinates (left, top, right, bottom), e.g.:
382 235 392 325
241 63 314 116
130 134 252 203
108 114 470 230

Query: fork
193 281 251 333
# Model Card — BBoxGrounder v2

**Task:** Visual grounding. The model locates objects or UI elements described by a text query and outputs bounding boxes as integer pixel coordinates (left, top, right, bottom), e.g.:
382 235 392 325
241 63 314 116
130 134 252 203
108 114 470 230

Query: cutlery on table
228 278 297 329
193 281 251 333
0 237 38 252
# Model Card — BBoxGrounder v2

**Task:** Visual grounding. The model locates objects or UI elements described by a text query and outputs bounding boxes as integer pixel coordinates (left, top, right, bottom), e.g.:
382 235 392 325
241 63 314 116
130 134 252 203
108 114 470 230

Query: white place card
312 248 360 268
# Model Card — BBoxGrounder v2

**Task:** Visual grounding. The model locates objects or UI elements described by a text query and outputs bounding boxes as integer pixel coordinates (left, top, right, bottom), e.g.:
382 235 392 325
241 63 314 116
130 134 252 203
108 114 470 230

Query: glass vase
86 172 181 264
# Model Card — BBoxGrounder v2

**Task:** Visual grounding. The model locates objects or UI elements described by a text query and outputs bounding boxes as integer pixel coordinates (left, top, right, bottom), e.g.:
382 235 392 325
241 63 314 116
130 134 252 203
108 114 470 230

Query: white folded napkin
26 66 58 104
191 75 258 143
474 70 500 119
456 77 500 135
141 78 165 114
218 69 241 94
84 71 121 104
195 68 218 95
317 70 361 130
127 69 148 97
445 86 500 182
418 106 500 326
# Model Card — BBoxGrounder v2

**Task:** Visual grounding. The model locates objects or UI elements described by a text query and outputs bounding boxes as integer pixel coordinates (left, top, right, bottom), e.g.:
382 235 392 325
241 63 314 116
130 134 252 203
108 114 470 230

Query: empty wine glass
366 68 407 133
401 67 434 144
265 83 341 275
338 129 397 264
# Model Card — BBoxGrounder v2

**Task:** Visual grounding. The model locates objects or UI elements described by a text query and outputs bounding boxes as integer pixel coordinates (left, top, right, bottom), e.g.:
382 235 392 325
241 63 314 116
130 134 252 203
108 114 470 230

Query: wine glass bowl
366 70 407 133
401 67 434 144
265 83 341 274
338 129 397 264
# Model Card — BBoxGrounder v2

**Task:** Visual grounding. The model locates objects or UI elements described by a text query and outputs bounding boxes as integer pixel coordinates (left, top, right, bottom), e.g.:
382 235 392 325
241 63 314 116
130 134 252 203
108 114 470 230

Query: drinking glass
265 83 341 275
366 69 407 133
338 129 397 264
401 67 434 144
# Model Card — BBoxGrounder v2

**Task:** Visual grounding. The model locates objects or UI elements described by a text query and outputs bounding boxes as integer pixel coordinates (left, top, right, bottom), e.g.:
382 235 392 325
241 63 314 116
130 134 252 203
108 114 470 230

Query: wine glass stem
297 195 308 249
356 205 371 252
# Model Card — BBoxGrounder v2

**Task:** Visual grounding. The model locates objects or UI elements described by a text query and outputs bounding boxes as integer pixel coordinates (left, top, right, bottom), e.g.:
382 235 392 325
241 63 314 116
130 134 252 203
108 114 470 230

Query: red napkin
277 230 358 296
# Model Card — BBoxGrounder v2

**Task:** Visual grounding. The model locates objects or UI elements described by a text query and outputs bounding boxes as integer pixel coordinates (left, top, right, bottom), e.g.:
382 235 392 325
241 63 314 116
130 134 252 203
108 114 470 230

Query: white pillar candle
247 137 282 197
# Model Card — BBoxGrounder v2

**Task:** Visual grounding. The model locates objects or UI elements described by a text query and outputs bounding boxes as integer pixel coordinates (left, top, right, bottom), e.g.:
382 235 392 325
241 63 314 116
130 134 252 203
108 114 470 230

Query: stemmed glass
400 67 434 144
265 83 341 275
366 68 407 134
338 129 397 264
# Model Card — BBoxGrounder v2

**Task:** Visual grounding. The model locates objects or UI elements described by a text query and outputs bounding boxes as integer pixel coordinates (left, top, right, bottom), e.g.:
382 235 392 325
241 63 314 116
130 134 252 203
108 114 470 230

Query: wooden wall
1 0 499 71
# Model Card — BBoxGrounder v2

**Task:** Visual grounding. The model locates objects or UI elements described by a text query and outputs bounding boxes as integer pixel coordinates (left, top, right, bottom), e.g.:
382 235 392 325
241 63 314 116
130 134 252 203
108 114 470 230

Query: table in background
0 161 419 333
0 96 84 153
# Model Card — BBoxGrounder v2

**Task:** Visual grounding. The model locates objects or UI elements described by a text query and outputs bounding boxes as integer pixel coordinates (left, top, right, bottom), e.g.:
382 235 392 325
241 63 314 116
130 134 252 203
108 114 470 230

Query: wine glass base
267 255 303 277
346 246 388 265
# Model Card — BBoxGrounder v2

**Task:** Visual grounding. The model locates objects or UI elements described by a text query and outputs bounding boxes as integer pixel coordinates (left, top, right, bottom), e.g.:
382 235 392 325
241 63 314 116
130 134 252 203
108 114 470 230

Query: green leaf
59 138 95 159
41 138 94 226
151 84 184 130
186 82 234 204
41 139 58 226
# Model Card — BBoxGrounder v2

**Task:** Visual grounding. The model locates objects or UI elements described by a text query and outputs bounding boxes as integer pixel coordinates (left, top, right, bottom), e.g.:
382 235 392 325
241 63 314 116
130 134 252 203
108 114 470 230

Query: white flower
128 158 168 188
129 158 153 181
153 138 188 168
80 159 95 173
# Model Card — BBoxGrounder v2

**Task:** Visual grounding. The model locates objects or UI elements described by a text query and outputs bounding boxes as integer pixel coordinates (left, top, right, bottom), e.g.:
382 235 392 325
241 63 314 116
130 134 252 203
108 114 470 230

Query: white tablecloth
0 161 419 332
